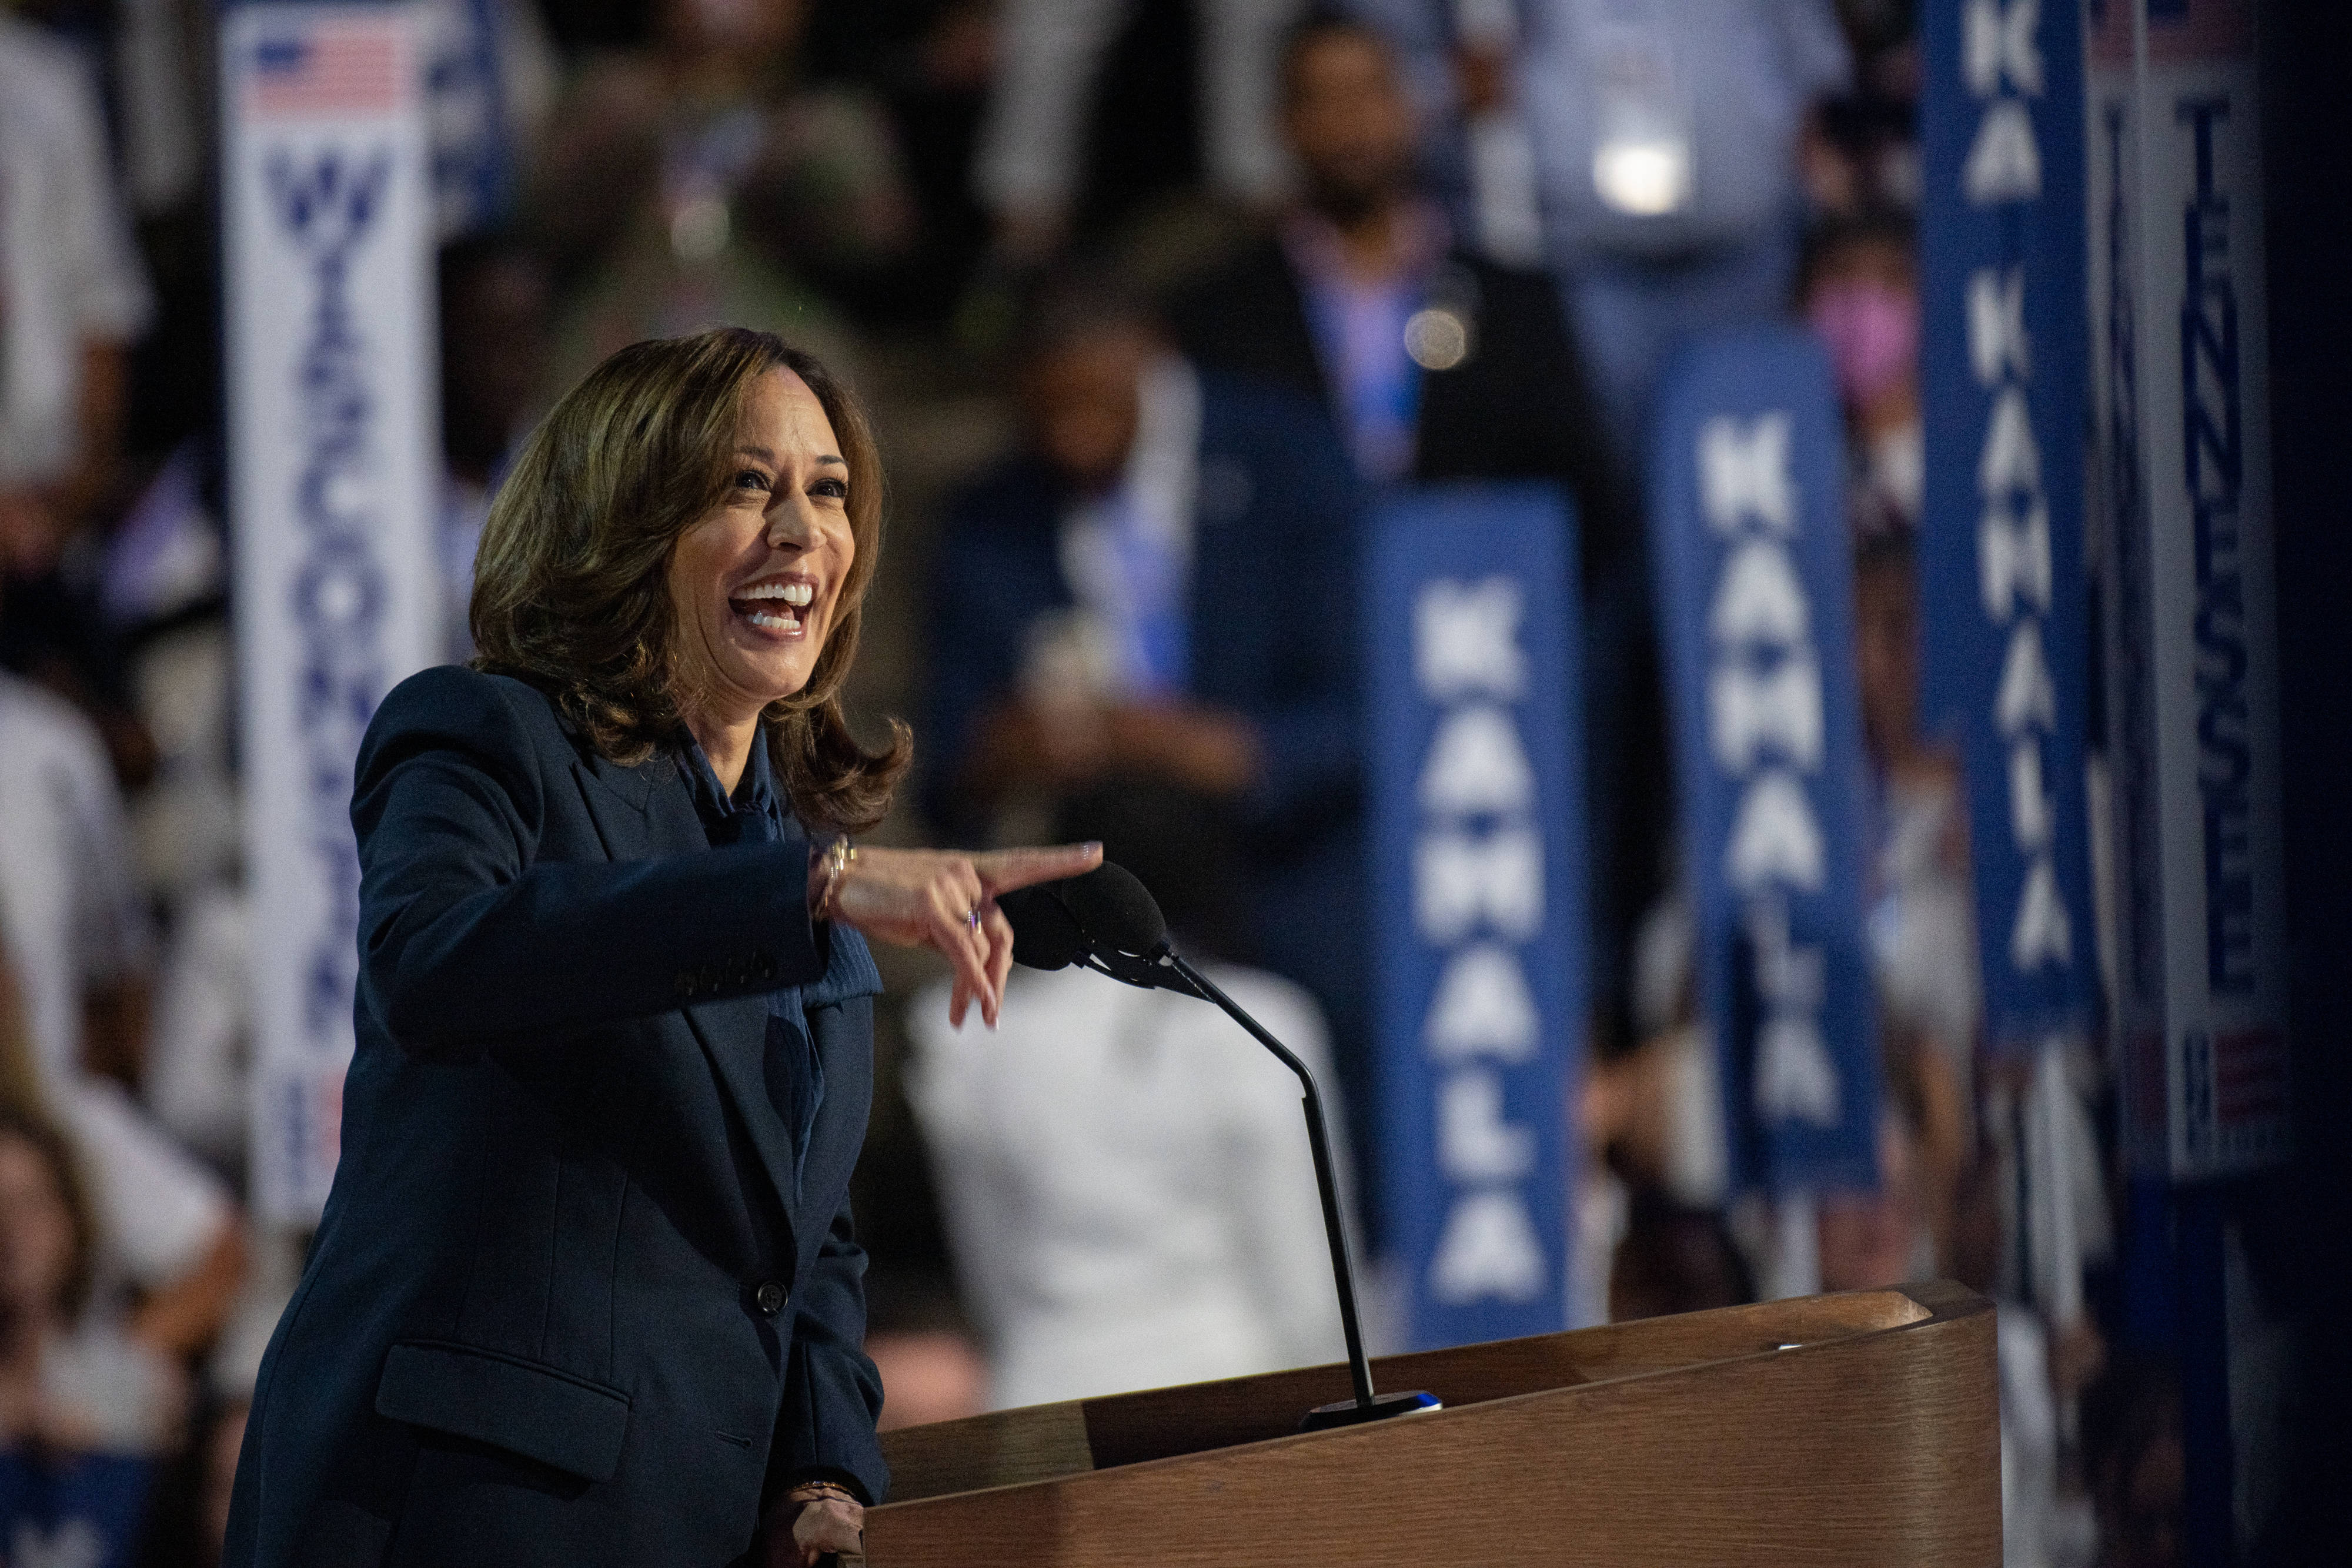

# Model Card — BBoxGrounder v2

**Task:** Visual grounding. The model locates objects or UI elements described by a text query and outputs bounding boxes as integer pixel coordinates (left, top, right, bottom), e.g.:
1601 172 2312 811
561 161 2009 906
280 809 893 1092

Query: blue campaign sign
1365 483 1586 1349
1649 329 1880 1193
1920 0 2099 1049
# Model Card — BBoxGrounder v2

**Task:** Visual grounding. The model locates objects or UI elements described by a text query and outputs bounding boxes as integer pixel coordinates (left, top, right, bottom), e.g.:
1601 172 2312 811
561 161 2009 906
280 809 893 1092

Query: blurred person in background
1803 209 1922 541
1171 11 1622 512
908 781 1349 1407
797 1 1004 329
0 2 159 788
921 268 1378 1198
527 0 914 386
1170 8 1665 1047
1813 1041 1946 1294
1347 0 1853 463
855 1268 986 1433
0 1106 175 1568
437 232 554 661
975 0 1309 263
0 635 246 1382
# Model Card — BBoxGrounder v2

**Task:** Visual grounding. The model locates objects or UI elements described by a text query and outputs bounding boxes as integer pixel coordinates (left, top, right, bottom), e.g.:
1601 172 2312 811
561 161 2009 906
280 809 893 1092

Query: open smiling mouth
730 580 815 636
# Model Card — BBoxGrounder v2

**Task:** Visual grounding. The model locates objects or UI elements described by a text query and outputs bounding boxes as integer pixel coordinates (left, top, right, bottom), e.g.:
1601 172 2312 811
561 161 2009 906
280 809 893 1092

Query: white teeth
736 580 816 604
745 610 800 632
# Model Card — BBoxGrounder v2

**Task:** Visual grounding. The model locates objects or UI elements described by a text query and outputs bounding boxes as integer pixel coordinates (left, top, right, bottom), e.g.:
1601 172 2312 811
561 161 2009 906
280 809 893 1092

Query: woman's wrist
806 837 856 922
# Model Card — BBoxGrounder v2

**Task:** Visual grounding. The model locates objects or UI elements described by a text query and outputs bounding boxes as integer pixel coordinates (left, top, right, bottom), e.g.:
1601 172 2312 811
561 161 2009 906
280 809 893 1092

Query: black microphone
995 881 1090 971
999 864 1439 1432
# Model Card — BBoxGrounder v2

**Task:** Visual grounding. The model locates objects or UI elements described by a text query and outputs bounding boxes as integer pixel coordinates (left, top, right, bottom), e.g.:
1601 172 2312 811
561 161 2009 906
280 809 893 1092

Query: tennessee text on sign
1365 484 1586 1349
1649 330 1880 1193
224 2 442 1224
1919 0 2100 1057
2087 0 2287 1179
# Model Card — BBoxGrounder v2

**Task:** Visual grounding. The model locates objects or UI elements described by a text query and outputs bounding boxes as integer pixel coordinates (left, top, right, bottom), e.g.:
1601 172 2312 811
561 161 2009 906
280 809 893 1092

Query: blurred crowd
0 0 2170 1564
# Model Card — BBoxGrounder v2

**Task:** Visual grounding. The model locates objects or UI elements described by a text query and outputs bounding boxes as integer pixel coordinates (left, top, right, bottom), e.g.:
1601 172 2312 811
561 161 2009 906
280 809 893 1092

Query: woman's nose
764 500 814 549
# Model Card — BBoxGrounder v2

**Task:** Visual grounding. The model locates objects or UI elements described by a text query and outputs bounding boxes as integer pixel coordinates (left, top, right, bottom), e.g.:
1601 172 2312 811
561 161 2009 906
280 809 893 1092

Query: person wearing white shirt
975 0 1309 258
0 12 155 567
0 669 242 1361
908 945 1350 1409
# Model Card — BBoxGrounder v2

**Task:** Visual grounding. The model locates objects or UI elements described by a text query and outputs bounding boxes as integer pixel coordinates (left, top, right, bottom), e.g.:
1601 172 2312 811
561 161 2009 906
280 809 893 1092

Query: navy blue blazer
224 667 887 1568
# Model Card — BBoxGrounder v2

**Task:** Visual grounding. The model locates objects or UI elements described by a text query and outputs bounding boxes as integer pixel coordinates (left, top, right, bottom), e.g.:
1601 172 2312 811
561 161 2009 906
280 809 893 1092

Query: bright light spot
1404 308 1471 371
1593 138 1690 216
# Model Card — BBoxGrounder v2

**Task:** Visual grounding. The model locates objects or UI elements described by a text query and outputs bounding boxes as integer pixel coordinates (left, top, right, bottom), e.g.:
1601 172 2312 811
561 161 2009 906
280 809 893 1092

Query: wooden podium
862 1281 1997 1566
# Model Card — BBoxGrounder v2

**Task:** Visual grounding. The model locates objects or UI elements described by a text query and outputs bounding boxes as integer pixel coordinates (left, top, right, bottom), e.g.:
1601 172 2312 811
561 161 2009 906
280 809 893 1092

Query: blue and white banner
1650 330 1880 1192
1366 484 1585 1349
2086 0 2287 1178
1919 0 2100 1052
224 2 442 1223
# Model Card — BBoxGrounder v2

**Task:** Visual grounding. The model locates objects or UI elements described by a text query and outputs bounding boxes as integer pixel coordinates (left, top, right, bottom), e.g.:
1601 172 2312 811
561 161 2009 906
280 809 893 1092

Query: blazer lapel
571 745 663 860
637 759 806 1218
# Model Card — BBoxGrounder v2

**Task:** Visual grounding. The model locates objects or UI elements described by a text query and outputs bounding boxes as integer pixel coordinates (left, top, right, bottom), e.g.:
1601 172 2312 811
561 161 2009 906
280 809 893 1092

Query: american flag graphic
243 18 407 119
2213 1025 2288 1126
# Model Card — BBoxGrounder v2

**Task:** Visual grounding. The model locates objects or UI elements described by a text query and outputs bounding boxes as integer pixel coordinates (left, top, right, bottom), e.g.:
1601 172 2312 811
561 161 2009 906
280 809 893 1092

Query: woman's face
665 367 856 723
0 1133 75 1319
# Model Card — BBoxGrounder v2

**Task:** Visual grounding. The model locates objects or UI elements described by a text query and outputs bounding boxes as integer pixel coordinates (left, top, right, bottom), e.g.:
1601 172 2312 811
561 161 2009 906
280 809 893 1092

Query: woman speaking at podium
223 329 1098 1568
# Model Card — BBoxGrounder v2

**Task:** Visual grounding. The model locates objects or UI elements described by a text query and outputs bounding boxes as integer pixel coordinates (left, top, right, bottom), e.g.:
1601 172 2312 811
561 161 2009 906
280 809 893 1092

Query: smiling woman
470 329 903 833
221 329 1098 1568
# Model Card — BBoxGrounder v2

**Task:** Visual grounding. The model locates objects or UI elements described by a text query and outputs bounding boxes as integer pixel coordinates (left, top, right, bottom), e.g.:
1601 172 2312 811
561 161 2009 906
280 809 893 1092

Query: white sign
224 4 442 1222
2089 0 2289 1179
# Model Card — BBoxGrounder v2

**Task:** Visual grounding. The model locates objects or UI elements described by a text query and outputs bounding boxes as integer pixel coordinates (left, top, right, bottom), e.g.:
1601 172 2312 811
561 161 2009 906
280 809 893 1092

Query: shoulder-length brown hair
471 327 909 832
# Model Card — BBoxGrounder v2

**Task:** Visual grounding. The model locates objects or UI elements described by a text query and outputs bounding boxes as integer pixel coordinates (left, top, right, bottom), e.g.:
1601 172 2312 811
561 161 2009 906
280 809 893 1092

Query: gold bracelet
786 1480 859 1507
817 838 856 922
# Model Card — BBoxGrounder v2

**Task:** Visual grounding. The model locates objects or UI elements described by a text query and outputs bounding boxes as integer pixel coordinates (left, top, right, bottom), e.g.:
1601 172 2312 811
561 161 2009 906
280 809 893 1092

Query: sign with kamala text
1920 0 2102 1055
1649 330 1880 1193
1365 484 1585 1348
224 2 442 1223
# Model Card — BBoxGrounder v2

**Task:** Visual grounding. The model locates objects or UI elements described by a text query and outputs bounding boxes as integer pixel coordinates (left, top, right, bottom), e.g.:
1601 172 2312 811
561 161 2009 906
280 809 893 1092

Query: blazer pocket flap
376 1341 630 1482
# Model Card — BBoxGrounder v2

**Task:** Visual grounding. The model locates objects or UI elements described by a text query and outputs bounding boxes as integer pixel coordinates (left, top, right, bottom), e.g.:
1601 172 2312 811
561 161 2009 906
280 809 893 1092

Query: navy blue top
677 735 825 1191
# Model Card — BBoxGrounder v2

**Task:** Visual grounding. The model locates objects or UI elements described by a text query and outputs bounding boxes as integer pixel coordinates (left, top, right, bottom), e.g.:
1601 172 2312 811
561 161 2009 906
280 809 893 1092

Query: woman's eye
810 477 848 501
734 469 772 493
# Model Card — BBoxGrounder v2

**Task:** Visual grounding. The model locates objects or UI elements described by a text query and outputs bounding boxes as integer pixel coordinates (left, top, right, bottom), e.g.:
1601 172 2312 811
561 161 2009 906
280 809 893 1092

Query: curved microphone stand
1003 867 1439 1431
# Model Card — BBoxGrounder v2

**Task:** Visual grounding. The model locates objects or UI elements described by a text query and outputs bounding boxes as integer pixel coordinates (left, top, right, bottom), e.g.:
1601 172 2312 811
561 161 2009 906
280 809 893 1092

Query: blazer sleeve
770 1195 890 1505
350 666 828 1054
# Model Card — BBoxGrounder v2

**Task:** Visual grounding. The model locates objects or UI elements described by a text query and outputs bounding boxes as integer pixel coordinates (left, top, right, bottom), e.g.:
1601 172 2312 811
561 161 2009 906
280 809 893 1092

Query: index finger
972 841 1104 895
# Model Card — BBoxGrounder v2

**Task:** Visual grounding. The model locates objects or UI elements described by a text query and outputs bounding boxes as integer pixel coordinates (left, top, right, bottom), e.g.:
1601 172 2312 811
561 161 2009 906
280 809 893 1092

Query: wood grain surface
868 1282 1997 1566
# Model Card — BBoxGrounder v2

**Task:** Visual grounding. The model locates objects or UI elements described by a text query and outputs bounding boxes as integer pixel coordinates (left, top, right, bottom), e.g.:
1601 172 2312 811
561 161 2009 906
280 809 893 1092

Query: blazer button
754 1280 788 1316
